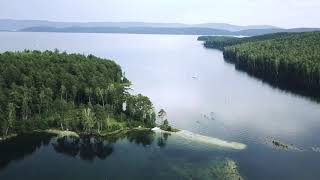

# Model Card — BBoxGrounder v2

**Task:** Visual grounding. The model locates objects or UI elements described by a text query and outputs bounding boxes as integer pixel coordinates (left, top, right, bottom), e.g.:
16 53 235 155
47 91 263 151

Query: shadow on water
0 130 171 168
126 130 157 147
0 133 54 170
0 130 244 180
52 130 163 161
157 132 171 148
223 57 320 103
52 131 169 161
53 136 114 161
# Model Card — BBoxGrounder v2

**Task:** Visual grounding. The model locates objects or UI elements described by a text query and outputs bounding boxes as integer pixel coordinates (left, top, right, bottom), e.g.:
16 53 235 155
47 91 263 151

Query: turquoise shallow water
0 32 320 179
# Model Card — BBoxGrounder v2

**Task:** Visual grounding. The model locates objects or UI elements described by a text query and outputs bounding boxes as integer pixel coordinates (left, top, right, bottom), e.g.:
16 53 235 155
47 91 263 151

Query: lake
1 32 320 179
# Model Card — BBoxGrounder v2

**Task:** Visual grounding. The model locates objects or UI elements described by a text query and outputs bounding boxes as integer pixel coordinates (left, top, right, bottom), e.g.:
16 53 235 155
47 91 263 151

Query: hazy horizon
0 18 282 29
1 0 320 28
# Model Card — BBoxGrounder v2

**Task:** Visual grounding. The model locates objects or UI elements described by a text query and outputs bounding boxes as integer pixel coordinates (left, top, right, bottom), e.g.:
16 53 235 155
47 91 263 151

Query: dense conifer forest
198 32 297 50
200 32 320 99
0 50 156 137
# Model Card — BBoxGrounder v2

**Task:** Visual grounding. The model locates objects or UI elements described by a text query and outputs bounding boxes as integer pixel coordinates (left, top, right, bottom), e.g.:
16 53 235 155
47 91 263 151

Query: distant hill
0 19 279 32
193 23 278 32
20 26 320 36
199 32 298 50
20 26 232 35
1 19 319 36
0 19 189 31
234 28 320 36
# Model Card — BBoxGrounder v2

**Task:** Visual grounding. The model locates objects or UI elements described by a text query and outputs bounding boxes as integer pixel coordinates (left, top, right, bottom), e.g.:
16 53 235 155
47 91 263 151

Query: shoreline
0 127 155 142
0 133 18 142
152 127 247 150
1 127 246 151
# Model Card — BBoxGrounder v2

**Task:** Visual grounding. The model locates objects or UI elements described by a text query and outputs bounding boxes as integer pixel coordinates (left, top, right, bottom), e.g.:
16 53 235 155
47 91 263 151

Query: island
0 50 159 139
199 32 320 100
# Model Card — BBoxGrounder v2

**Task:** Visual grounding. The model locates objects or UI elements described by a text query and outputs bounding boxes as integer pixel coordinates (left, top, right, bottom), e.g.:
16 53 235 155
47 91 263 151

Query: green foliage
157 109 175 132
160 119 171 131
94 104 106 133
157 109 167 124
82 108 95 133
125 94 156 127
224 32 320 92
0 50 156 136
202 32 320 99
200 36 242 50
200 32 296 50
6 103 16 135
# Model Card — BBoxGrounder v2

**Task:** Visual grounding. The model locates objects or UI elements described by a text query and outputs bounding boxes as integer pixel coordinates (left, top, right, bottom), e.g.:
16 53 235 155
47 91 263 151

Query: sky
0 0 320 28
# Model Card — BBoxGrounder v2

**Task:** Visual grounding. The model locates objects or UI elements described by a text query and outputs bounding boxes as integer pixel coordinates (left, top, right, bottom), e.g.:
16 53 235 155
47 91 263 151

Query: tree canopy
199 32 297 50
0 50 156 136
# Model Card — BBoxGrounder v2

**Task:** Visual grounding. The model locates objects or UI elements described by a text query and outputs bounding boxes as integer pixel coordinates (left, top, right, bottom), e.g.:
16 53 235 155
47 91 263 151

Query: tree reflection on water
0 133 53 169
53 136 114 161
52 130 170 161
0 130 171 170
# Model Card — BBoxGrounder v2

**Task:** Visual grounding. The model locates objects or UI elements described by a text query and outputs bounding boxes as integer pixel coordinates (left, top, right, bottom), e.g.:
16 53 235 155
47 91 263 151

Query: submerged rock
159 157 244 180
272 140 288 149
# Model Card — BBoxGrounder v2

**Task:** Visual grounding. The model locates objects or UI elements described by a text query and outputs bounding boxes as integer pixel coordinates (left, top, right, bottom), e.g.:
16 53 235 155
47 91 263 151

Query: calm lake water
1 32 320 179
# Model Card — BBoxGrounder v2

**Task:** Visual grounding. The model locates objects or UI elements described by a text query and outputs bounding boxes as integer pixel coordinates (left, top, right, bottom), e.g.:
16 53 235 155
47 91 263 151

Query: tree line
0 50 156 137
199 32 298 50
201 32 320 100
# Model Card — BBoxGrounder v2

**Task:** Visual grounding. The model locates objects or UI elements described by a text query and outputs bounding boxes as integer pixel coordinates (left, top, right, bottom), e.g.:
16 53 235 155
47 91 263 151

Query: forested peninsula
0 50 157 138
200 32 320 100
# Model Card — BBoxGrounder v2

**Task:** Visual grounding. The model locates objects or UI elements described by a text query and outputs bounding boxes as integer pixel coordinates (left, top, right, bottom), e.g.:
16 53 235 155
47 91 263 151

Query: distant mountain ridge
191 23 278 31
0 19 279 31
20 26 233 35
1 19 320 36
